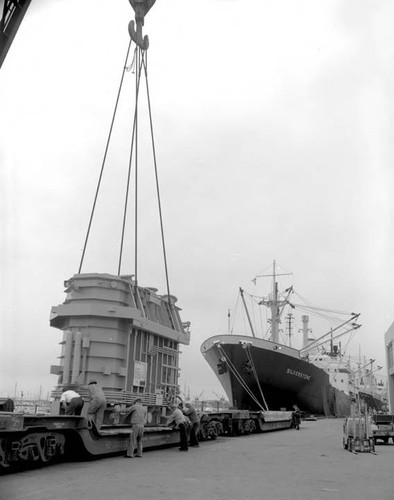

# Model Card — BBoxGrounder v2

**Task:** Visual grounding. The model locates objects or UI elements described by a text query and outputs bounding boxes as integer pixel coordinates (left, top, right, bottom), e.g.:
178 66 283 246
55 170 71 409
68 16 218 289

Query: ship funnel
302 315 310 349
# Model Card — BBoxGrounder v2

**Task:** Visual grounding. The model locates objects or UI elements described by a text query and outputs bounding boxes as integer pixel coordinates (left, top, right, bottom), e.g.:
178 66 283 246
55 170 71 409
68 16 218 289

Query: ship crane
354 365 382 383
352 359 376 378
0 0 32 68
300 314 361 355
239 288 256 338
353 360 383 394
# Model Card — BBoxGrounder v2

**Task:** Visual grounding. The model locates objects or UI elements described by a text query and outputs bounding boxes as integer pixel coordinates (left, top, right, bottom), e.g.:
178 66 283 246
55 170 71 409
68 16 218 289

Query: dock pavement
1 418 393 500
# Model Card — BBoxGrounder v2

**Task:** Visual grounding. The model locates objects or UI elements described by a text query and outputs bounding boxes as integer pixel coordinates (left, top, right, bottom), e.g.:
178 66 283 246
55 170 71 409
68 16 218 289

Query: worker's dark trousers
65 397 84 415
179 423 188 450
189 422 200 446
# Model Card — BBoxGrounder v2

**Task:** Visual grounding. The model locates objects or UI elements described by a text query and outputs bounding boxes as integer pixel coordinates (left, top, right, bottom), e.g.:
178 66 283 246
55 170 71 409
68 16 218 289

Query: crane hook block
128 0 156 50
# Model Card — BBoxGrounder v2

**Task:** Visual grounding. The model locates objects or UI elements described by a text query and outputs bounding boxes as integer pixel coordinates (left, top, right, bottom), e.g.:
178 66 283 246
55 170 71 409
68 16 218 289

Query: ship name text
286 368 311 381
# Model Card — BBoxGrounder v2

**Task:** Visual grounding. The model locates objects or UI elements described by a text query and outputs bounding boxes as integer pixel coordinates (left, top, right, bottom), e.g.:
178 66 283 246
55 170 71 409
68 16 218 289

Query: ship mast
271 262 280 343
255 260 292 343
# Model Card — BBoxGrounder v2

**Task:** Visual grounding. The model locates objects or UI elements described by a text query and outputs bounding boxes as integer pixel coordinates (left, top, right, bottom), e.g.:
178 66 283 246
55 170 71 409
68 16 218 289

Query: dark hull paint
358 391 385 412
223 343 338 415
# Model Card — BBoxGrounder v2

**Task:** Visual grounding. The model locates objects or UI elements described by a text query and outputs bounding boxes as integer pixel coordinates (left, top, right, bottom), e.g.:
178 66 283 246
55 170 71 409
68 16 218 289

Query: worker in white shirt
60 389 84 415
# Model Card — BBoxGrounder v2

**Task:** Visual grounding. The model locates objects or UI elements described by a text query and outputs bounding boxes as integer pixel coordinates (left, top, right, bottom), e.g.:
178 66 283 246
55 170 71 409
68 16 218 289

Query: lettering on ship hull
286 368 311 381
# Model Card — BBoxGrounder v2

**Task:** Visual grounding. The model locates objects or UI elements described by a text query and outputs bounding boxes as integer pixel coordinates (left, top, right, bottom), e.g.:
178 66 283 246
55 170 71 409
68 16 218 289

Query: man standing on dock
124 397 147 458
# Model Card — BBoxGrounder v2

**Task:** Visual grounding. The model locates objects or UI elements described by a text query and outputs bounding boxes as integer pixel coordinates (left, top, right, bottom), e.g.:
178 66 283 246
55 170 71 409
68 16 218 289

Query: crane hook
128 0 156 50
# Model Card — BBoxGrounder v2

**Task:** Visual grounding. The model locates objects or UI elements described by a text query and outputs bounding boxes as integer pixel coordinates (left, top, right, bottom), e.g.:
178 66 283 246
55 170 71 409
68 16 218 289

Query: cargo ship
201 261 386 417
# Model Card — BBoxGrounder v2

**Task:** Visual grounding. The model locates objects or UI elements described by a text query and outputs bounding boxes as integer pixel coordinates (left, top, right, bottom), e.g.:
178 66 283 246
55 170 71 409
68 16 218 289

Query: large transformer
49 273 190 408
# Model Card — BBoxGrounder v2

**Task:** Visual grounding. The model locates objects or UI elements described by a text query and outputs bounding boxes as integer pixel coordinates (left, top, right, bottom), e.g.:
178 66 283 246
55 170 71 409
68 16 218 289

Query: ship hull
201 335 383 417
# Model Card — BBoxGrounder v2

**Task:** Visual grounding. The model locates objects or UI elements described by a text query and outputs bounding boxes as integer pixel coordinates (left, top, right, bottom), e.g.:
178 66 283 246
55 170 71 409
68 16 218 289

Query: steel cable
78 39 134 274
142 53 172 302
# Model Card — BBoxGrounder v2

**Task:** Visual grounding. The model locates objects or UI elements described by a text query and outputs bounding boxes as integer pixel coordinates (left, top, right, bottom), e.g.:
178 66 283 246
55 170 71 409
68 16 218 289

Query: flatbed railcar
198 409 293 440
0 409 292 472
0 411 179 472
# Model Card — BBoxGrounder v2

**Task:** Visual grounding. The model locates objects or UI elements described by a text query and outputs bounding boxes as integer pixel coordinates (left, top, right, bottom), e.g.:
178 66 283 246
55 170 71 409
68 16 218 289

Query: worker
87 381 107 430
182 402 200 447
124 397 147 458
167 403 189 451
109 404 122 425
60 388 84 415
292 404 301 430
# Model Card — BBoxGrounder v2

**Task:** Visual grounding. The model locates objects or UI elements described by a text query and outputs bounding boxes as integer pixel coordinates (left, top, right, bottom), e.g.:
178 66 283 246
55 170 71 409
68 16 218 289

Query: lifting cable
78 40 134 274
142 53 172 302
118 46 143 277
77 4 173 304
217 345 267 412
118 45 172 301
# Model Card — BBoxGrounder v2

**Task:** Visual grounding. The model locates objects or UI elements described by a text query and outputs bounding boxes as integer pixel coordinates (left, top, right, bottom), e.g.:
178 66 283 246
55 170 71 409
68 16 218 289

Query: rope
78 39 133 274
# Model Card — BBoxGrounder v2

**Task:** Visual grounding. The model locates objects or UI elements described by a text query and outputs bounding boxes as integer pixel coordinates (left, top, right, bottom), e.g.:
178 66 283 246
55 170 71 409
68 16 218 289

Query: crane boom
0 0 32 69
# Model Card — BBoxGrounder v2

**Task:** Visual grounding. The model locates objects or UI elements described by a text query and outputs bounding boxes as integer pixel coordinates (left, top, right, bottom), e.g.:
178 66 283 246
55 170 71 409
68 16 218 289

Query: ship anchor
128 0 156 50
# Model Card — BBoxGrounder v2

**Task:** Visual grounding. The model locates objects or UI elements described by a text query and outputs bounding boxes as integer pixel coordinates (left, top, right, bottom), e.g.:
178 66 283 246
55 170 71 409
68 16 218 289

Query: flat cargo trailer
0 412 180 470
0 409 293 471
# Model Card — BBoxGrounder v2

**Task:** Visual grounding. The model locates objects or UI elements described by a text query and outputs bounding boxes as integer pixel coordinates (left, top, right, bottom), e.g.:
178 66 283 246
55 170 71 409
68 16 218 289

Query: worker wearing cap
60 388 84 415
87 381 107 430
124 397 147 458
167 403 189 451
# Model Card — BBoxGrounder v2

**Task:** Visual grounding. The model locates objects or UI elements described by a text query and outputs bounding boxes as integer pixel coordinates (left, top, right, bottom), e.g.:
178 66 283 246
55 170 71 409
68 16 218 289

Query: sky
0 0 393 401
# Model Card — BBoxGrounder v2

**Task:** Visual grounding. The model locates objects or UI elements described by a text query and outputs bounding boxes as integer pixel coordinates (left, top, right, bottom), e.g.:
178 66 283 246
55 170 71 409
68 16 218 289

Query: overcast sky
1 0 393 400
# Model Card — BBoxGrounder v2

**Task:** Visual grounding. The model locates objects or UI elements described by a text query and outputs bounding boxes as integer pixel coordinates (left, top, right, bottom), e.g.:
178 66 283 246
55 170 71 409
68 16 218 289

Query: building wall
384 322 394 413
